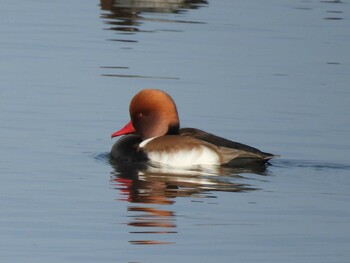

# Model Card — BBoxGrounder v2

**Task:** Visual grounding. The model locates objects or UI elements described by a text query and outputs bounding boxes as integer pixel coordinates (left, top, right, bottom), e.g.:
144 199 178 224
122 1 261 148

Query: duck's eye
136 112 143 118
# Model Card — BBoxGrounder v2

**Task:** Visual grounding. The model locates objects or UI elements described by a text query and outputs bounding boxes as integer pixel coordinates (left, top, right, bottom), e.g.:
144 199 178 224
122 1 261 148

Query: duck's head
111 89 180 139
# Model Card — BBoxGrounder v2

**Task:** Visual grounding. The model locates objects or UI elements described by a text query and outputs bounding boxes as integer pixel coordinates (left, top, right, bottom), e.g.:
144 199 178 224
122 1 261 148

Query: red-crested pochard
110 89 276 168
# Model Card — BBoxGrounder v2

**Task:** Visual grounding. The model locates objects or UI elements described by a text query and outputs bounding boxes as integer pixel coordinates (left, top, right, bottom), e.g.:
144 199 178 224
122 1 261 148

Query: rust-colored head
111 89 180 139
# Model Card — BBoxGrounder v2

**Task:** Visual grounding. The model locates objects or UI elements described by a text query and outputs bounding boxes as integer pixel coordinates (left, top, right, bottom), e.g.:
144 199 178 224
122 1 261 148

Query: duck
110 89 276 168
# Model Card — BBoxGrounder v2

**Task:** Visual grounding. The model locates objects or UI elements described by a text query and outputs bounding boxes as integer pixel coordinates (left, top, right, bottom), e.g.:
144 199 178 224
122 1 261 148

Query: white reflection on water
108 157 268 245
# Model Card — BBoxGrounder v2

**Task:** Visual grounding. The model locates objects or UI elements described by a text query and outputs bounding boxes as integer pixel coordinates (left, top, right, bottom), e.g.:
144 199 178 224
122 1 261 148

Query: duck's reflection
100 0 208 33
110 160 267 245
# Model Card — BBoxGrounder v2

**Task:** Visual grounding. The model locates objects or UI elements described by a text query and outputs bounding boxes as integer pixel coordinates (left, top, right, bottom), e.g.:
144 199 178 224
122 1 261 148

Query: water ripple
272 159 350 171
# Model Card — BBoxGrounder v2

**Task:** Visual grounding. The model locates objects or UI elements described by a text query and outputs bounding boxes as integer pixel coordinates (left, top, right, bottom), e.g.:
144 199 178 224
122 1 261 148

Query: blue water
1 0 350 262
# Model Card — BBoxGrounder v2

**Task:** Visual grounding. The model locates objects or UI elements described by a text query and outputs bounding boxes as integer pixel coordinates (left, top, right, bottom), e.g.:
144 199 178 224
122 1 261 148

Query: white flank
140 137 220 167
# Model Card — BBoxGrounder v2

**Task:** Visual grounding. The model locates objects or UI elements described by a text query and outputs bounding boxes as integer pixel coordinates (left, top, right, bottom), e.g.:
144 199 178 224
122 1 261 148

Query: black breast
110 134 148 163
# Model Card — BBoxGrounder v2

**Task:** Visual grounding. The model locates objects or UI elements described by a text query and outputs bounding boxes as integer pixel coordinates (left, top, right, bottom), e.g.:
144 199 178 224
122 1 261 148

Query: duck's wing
216 146 273 167
179 128 276 160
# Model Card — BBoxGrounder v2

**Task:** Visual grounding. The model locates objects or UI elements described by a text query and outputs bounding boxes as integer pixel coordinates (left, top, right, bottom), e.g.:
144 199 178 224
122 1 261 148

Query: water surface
1 0 350 262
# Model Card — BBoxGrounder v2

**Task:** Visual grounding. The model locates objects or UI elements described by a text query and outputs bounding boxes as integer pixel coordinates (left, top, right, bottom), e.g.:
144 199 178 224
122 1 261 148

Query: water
1 0 350 262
